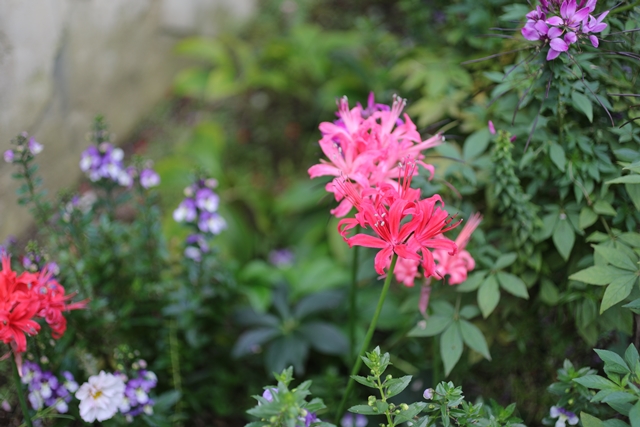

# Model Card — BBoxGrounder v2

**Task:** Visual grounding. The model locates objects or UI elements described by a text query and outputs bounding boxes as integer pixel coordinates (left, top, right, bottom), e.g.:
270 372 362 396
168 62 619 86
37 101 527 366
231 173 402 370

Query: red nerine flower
0 254 87 374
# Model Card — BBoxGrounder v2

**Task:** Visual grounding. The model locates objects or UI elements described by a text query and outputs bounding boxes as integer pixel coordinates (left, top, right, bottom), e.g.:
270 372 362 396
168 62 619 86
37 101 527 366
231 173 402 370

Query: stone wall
0 0 254 241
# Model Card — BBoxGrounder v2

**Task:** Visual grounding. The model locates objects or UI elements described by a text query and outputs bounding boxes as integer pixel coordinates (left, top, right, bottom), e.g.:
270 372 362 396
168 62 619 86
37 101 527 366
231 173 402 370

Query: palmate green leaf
440 322 463 376
606 175 640 185
478 275 500 318
600 274 638 313
619 233 640 248
459 305 480 319
573 375 618 390
623 299 640 314
572 91 593 122
569 266 629 285
594 246 638 271
496 272 529 299
459 319 491 360
579 206 599 229
553 218 575 261
456 270 487 292
630 400 640 427
593 200 617 216
494 253 517 270
549 142 566 172
408 315 453 337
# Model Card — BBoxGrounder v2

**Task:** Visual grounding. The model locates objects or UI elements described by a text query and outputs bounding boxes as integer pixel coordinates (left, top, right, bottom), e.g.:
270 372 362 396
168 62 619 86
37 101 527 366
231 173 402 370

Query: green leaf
549 142 566 172
463 128 491 160
569 266 628 285
459 319 491 360
553 218 575 261
579 206 599 229
630 400 640 427
456 271 487 292
348 405 377 415
440 323 463 376
606 175 640 185
572 91 593 122
387 375 413 398
623 299 640 315
593 200 617 216
494 253 517 270
408 315 453 337
594 246 638 271
580 412 605 427
496 272 529 299
458 305 480 319
601 391 638 405
594 349 631 375
540 280 560 305
601 274 638 313
352 375 375 388
626 184 640 211
625 343 640 372
573 375 618 390
478 275 500 318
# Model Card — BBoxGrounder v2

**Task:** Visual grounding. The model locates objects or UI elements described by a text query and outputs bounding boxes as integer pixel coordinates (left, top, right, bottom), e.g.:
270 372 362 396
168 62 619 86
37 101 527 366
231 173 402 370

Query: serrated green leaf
573 375 618 390
549 142 566 172
494 253 517 270
593 200 617 216
594 246 638 271
459 319 491 360
580 412 605 427
553 218 575 261
440 323 463 376
594 348 631 375
387 375 412 398
601 274 638 313
579 206 598 229
496 272 529 299
408 315 453 337
478 275 500 318
572 91 593 122
569 266 628 285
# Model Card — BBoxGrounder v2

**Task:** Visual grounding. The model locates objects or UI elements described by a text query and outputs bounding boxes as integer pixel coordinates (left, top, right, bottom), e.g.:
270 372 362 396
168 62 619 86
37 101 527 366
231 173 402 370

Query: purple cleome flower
521 0 609 60
4 149 14 163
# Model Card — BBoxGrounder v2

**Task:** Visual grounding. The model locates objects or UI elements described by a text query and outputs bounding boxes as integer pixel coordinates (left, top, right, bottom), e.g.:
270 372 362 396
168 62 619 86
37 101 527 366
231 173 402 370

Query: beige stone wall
0 0 254 241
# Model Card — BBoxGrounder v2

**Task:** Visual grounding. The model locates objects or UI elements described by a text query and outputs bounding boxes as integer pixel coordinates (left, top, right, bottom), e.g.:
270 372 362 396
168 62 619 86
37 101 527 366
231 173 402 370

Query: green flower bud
400 403 409 411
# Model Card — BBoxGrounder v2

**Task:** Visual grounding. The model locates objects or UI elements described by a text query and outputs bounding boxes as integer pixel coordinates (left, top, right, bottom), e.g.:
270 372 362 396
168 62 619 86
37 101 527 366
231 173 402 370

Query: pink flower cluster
522 0 609 60
310 94 482 287
308 94 444 217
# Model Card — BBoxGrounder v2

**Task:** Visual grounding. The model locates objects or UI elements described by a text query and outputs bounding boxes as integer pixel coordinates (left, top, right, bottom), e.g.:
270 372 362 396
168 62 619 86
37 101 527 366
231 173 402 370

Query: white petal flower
76 371 125 422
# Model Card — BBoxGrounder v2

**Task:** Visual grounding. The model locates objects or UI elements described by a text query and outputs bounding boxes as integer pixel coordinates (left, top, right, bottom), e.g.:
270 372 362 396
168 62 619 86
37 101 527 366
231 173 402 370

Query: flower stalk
335 253 398 423
12 353 33 427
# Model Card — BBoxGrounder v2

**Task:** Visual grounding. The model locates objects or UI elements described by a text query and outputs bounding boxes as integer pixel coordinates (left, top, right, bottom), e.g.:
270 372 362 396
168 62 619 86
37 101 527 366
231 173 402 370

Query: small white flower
550 406 579 427
75 371 125 422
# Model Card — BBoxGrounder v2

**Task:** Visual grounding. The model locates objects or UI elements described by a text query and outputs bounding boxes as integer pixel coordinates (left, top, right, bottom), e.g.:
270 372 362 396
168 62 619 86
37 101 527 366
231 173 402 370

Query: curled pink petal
590 35 599 47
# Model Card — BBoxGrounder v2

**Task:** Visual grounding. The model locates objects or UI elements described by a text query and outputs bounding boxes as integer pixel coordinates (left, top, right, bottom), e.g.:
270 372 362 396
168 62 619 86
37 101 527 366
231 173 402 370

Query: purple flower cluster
21 361 78 414
79 142 160 189
119 368 158 421
4 133 43 164
522 0 609 60
174 178 226 261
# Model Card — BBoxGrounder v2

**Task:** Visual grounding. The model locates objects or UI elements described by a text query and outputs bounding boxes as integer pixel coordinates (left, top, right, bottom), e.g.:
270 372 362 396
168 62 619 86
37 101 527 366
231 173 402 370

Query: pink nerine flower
309 94 443 217
76 371 125 422
432 213 482 285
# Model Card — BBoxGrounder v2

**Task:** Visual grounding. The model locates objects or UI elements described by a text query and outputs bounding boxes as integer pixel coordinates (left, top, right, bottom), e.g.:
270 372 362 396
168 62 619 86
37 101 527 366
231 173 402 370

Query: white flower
75 371 125 422
550 406 579 427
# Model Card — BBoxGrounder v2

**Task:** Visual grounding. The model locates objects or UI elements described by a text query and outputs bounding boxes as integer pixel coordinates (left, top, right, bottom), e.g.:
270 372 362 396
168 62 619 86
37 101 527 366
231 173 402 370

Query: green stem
335 253 398 423
12 353 33 427
610 0 640 14
169 320 183 427
349 232 360 362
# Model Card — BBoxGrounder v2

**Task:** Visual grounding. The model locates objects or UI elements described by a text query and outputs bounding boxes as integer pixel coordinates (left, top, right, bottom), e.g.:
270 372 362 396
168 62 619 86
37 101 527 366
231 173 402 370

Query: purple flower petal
590 35 599 47
564 32 578 44
550 38 569 52
548 27 564 38
535 20 549 35
547 16 564 26
522 26 540 41
547 48 562 61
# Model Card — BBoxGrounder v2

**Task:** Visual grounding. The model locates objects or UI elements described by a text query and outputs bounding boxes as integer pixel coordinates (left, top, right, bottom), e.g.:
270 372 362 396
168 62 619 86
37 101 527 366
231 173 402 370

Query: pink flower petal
564 31 577 44
534 20 549 35
546 48 561 61
522 26 540 41
590 35 599 48
546 16 563 26
548 27 564 38
550 38 569 52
